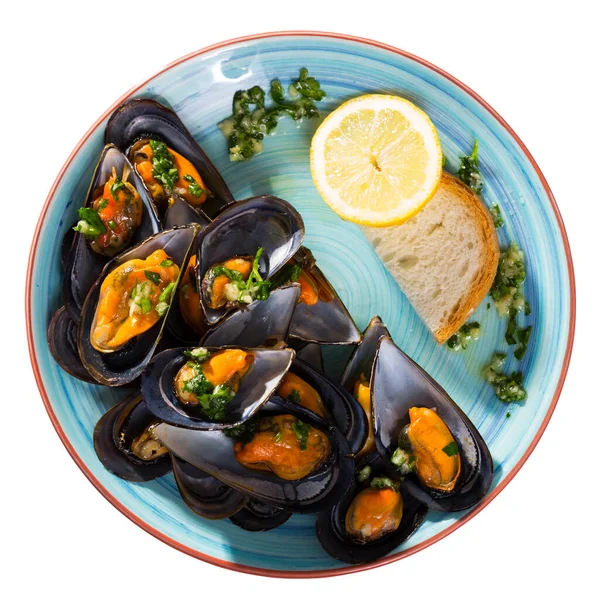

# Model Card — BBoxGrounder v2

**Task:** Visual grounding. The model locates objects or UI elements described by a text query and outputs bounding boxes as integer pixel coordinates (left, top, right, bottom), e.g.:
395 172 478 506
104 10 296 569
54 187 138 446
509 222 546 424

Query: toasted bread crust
433 172 500 343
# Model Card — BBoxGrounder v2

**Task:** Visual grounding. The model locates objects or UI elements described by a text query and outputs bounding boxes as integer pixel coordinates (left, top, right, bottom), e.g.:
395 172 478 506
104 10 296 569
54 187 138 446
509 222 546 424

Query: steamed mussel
105 98 234 217
142 345 294 429
78 225 199 386
63 144 161 322
370 336 493 511
94 393 171 482
316 454 427 564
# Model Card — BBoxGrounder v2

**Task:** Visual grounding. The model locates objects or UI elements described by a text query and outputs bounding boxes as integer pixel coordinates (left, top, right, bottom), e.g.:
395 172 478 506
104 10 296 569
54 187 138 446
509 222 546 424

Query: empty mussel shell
230 499 292 532
196 195 304 325
63 144 161 323
153 399 354 513
340 316 390 391
93 393 172 482
288 247 361 345
200 284 301 348
295 343 325 374
104 98 234 217
276 357 368 456
172 455 247 519
316 453 427 565
142 346 295 429
48 306 97 384
78 225 199 386
372 336 493 512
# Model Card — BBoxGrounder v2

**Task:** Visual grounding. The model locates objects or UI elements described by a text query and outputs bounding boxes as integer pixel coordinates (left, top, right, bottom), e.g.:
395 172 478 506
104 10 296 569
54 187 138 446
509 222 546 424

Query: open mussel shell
296 343 324 374
196 195 305 325
288 247 361 345
340 316 390 391
172 456 247 519
48 306 97 384
277 357 368 456
372 336 493 512
78 225 199 386
104 98 233 217
163 195 211 345
230 499 292 532
63 144 161 323
164 194 211 230
316 453 427 565
142 346 295 430
153 398 354 513
93 393 172 482
200 284 301 348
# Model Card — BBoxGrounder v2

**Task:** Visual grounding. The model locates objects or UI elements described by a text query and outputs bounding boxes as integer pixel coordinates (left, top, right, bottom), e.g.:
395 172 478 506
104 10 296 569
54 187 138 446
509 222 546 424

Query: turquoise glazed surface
28 34 573 574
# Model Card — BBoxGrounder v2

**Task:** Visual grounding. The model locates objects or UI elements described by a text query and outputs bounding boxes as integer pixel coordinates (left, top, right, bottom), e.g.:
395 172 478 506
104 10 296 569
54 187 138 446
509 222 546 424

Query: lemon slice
310 94 442 226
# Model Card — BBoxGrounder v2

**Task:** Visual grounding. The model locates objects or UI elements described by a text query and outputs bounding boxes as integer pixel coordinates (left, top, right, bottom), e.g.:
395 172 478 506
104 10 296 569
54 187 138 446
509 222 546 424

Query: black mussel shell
63 144 161 323
142 346 295 430
277 357 368 456
230 499 292 532
163 195 211 345
94 393 172 482
196 195 304 325
104 98 233 217
78 225 199 386
172 456 247 519
316 453 427 565
164 194 211 230
295 343 324 374
288 247 361 345
372 336 493 512
153 398 354 513
200 284 301 348
48 306 97 384
61 224 76 271
340 316 390 392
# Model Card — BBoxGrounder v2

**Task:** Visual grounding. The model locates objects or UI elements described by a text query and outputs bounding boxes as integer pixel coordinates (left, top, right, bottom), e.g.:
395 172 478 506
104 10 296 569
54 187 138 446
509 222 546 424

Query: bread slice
362 172 499 343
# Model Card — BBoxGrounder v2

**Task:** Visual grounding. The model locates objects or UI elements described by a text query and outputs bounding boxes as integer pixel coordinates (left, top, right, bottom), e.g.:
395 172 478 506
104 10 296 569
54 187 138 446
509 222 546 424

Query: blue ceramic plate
27 32 575 577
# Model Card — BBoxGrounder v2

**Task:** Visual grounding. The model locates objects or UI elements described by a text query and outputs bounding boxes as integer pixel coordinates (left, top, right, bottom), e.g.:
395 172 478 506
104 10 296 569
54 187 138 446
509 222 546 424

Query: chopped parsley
390 447 415 475
98 199 109 210
456 139 483 194
149 139 178 191
268 262 302 290
442 441 459 456
356 465 372 483
183 347 210 361
214 248 272 305
274 430 282 443
219 68 326 162
183 174 204 197
160 259 173 267
145 270 161 286
156 282 176 317
506 412 511 419
223 417 257 444
490 204 504 228
181 355 236 421
446 322 481 351
370 477 399 492
483 353 528 402
73 207 106 238
291 419 311 451
110 176 128 201
491 242 532 363
107 219 117 230
286 389 302 404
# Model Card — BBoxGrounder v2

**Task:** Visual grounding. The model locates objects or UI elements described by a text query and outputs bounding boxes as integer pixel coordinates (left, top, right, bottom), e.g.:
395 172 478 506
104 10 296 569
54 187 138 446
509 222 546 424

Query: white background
4 1 598 598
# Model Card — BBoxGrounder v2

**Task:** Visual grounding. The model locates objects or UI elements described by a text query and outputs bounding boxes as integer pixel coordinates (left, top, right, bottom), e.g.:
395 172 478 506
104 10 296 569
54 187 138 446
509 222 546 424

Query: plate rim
25 30 576 578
